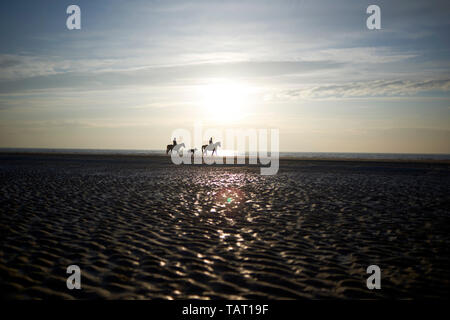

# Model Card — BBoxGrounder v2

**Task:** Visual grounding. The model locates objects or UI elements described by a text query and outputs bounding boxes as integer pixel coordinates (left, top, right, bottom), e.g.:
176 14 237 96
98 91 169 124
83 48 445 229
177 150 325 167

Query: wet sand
0 153 449 299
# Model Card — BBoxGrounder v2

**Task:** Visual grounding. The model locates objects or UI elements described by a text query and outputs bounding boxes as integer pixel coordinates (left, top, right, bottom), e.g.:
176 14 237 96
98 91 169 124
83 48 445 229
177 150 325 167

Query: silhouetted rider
173 138 177 146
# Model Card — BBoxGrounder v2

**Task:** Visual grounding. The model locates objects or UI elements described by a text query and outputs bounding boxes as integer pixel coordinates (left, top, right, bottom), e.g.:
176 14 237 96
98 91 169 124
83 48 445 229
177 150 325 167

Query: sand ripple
0 154 449 299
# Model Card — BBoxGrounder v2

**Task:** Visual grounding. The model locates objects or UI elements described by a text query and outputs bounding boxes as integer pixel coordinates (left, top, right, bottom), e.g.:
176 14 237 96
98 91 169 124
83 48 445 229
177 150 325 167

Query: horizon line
1 147 449 156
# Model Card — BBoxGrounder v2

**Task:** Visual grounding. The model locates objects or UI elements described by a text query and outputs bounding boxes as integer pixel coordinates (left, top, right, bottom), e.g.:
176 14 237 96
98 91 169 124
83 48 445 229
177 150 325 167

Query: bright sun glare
198 80 251 123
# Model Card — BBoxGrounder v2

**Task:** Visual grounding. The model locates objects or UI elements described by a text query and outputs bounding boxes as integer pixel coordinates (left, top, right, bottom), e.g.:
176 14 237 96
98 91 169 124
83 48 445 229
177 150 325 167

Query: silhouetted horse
166 143 185 154
202 141 221 156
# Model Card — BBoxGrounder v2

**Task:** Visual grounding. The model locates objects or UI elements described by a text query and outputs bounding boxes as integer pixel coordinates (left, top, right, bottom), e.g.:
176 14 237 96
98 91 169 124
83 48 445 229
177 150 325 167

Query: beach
0 153 449 299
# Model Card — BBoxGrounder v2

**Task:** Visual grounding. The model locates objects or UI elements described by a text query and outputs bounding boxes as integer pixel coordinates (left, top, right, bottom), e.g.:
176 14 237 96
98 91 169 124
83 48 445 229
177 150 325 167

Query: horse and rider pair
166 137 221 155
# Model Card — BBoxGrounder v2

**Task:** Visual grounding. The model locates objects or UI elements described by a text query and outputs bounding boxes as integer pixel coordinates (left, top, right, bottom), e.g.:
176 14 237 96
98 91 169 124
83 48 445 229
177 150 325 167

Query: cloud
0 59 343 94
0 54 125 82
272 79 450 100
0 56 22 68
301 47 418 64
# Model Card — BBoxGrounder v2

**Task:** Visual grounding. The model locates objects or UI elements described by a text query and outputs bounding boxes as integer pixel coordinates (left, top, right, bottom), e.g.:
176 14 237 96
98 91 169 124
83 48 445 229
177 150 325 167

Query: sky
0 0 449 153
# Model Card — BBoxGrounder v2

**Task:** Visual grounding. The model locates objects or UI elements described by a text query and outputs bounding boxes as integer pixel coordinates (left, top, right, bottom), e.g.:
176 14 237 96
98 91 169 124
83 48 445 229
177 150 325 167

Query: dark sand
0 153 449 299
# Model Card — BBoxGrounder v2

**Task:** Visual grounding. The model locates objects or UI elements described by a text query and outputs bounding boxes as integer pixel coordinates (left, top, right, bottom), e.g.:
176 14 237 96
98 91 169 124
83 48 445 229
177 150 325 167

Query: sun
197 80 251 123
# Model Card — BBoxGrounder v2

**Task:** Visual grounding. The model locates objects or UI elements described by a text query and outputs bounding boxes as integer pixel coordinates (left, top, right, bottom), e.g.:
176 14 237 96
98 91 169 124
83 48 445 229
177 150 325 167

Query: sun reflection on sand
213 187 246 215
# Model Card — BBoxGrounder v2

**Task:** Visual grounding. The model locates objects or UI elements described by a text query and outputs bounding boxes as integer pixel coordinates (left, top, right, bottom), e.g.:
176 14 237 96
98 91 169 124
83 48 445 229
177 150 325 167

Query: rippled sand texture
0 154 449 299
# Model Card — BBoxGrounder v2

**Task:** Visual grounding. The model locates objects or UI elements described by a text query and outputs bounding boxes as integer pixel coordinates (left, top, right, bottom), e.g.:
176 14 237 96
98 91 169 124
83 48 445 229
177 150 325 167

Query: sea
1 148 449 161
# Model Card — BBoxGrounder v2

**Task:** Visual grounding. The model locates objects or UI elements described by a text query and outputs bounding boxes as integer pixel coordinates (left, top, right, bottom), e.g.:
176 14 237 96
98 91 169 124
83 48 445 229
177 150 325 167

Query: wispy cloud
301 47 418 64
271 79 450 100
0 59 343 94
